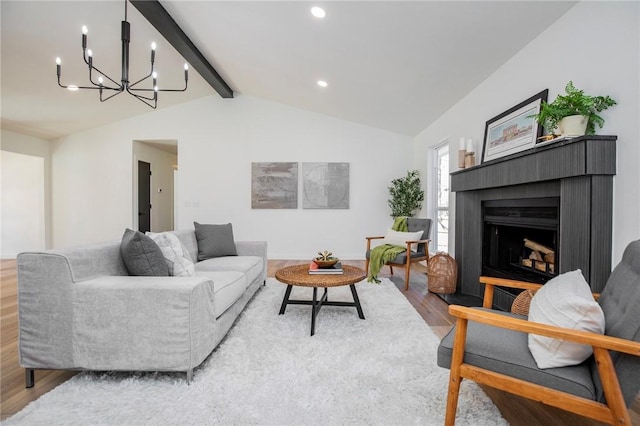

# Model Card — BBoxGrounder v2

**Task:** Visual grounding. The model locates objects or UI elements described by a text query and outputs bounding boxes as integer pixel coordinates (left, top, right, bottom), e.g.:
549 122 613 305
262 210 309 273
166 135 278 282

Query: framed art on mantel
481 89 548 163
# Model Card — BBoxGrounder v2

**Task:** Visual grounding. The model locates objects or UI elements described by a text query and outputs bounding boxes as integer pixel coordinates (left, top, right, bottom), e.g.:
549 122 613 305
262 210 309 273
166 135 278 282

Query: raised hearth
446 135 616 311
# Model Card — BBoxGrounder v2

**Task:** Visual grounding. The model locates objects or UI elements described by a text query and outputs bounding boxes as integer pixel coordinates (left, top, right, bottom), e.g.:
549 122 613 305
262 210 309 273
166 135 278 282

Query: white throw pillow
146 232 195 277
527 269 605 369
382 229 424 252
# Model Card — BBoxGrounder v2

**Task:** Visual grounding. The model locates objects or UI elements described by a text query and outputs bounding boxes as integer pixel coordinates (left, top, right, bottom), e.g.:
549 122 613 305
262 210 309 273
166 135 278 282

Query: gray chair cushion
194 222 238 261
120 229 169 276
407 218 432 254
591 239 640 404
437 309 596 400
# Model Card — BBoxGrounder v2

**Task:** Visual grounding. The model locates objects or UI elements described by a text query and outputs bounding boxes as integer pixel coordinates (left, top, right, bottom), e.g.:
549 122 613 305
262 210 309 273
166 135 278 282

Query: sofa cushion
146 232 195 277
195 256 263 288
195 270 247 317
194 222 238 261
120 229 168 276
528 270 605 369
437 308 596 400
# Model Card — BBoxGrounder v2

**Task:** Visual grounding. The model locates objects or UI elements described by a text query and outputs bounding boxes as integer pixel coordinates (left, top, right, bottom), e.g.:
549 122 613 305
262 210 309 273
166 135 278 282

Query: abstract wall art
251 162 298 209
302 162 350 209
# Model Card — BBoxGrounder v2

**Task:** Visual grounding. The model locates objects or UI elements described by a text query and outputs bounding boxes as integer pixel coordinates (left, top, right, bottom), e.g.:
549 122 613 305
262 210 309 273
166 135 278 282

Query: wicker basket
427 252 457 294
510 289 536 316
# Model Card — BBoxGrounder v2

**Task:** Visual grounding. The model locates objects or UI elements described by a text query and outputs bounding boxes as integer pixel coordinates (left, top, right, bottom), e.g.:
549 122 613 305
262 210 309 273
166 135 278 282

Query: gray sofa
17 229 267 385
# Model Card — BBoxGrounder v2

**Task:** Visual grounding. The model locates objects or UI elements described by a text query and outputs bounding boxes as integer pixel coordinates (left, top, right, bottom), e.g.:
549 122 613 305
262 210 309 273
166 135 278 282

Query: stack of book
308 261 343 274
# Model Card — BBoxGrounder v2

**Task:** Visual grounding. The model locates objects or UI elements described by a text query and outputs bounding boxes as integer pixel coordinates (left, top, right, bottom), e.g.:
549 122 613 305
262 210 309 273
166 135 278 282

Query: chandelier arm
129 92 158 109
126 85 156 102
87 64 122 89
128 72 153 89
129 78 188 93
100 88 125 102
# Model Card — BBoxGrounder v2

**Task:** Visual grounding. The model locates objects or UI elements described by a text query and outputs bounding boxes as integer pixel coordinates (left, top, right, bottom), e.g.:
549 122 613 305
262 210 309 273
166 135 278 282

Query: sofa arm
235 241 267 258
70 276 216 371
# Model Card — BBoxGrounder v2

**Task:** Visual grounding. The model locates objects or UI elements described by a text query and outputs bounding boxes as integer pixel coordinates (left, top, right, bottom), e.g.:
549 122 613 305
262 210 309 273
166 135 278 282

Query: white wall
51 94 413 258
133 142 177 232
0 129 52 252
414 1 640 264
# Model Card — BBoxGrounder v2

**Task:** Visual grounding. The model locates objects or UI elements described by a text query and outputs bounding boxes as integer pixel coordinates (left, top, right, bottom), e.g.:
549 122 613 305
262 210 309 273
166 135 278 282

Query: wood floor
1 259 639 424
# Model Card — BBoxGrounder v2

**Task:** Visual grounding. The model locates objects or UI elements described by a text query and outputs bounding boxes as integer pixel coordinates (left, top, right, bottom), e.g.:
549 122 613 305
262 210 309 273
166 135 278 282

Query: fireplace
482 197 559 289
448 135 616 311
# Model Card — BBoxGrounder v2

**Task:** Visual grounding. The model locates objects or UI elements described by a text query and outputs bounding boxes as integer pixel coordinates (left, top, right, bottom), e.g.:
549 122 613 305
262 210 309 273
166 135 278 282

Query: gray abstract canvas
302 162 349 209
251 162 298 209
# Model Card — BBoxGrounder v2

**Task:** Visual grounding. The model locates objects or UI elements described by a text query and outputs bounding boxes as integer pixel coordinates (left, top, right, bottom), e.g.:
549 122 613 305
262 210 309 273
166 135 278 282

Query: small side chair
437 239 640 425
365 218 432 291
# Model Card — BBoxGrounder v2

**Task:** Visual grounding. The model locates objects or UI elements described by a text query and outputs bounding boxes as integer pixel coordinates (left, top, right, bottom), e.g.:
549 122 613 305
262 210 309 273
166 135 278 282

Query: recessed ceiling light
317 80 328 88
311 6 326 18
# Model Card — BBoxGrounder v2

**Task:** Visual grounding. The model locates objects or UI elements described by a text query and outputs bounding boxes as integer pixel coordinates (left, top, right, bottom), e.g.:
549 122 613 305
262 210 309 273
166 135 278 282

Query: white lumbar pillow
382 229 424 252
527 269 605 369
146 232 195 277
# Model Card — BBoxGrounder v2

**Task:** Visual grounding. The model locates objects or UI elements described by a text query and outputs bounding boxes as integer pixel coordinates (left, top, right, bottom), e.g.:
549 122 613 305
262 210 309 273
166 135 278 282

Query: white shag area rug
6 278 506 425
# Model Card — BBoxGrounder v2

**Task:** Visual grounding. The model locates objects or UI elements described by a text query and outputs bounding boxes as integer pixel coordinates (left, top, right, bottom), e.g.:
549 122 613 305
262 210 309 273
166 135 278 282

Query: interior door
138 161 151 233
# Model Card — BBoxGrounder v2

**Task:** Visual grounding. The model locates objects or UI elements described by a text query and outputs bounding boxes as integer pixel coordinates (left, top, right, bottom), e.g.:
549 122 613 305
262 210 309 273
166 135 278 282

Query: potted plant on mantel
532 81 617 137
388 170 424 218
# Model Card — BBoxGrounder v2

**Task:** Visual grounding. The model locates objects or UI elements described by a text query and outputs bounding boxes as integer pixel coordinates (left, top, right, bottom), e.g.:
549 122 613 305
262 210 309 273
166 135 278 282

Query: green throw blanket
367 217 408 283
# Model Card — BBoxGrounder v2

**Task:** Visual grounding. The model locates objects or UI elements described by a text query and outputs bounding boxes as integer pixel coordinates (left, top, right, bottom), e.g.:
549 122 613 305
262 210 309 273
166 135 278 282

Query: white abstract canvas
302 162 349 209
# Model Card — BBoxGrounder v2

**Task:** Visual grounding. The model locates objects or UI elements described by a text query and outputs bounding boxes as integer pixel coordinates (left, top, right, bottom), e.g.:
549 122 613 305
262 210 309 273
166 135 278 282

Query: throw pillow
146 232 195 277
194 222 238 261
528 269 605 369
120 228 169 276
382 228 424 252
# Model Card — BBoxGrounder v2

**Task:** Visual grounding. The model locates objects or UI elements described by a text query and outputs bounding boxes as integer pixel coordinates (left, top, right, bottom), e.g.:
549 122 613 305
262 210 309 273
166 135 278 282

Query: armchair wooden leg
389 265 394 275
445 318 469 426
404 262 411 291
365 258 370 276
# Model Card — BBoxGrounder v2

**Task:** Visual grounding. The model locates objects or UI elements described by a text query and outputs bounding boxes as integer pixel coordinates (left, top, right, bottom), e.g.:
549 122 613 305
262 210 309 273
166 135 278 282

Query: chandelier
55 0 188 109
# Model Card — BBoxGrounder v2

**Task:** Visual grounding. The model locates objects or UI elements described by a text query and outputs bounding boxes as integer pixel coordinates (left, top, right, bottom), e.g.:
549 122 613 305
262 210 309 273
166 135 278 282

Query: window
432 143 449 253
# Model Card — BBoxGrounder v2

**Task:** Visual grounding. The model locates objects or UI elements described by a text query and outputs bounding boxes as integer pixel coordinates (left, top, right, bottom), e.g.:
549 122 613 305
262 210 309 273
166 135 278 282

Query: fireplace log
524 238 554 256
544 252 555 264
529 251 543 261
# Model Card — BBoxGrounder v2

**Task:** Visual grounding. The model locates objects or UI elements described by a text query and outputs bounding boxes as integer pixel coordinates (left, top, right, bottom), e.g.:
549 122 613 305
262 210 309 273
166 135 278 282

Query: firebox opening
482 197 559 292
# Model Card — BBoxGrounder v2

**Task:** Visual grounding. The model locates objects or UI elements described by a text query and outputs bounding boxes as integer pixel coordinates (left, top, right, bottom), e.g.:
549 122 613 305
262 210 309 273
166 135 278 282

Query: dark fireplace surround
448 136 616 311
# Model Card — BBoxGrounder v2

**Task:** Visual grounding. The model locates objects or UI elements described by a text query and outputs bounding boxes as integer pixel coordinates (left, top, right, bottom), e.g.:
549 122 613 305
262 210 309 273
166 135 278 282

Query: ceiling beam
130 0 233 98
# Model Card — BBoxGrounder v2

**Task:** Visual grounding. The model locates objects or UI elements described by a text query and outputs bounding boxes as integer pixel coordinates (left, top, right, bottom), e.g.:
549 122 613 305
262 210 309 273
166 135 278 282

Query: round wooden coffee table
275 264 366 336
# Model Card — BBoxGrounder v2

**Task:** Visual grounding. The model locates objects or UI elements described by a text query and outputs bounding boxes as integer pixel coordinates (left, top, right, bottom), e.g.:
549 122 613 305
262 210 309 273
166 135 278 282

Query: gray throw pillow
194 222 238 261
120 228 169 276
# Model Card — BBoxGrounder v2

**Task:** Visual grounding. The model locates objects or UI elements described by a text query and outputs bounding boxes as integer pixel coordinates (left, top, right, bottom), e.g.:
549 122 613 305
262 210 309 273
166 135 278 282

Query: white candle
466 139 474 153
459 137 466 150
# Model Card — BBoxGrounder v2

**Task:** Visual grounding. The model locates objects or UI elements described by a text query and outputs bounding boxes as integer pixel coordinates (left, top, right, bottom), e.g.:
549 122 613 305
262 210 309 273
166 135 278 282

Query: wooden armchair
364 218 432 291
437 239 640 425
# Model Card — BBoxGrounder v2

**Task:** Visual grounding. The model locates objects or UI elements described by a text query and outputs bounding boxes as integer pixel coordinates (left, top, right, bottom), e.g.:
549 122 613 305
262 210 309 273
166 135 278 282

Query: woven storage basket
427 252 457 294
510 289 536 316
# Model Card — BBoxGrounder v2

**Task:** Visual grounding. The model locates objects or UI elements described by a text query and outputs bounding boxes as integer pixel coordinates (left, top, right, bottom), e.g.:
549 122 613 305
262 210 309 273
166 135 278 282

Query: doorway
138 161 151 233
132 140 177 232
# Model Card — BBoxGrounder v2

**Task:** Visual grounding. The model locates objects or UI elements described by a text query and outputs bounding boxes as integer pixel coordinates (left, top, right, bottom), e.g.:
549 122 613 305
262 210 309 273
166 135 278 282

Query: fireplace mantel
450 135 617 310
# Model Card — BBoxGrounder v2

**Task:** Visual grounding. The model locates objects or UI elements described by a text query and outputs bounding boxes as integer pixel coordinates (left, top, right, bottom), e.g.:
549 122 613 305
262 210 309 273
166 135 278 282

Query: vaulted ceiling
1 1 576 140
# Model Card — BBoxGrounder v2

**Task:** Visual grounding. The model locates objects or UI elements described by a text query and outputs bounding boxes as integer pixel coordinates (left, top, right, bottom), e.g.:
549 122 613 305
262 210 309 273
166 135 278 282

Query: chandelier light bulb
98 76 104 84
184 63 189 70
317 80 328 88
56 57 61 65
152 72 158 79
87 49 93 57
67 85 79 91
154 85 159 92
151 42 156 51
82 25 88 35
